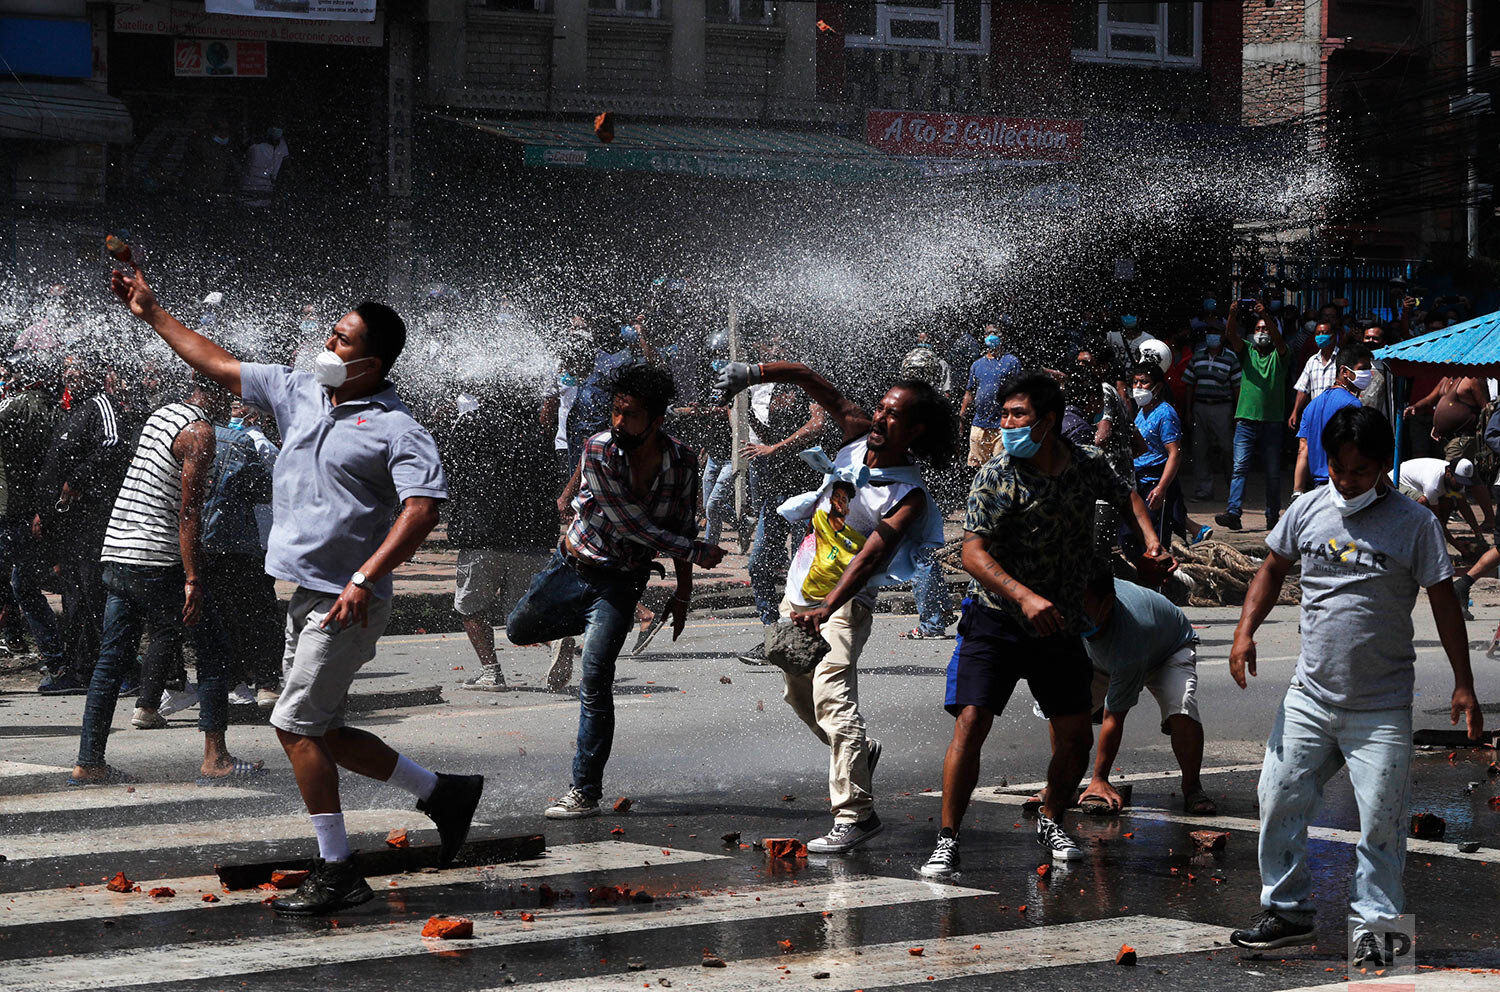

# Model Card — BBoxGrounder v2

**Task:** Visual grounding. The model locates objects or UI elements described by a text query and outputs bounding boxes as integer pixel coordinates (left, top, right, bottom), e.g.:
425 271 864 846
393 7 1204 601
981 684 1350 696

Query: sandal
66 766 139 787
1183 789 1218 815
195 757 267 787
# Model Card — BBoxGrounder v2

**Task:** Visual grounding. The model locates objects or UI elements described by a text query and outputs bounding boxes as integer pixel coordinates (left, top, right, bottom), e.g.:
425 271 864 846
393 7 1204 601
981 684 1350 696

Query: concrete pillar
387 18 414 303
670 0 706 97
553 0 589 93
779 1 817 103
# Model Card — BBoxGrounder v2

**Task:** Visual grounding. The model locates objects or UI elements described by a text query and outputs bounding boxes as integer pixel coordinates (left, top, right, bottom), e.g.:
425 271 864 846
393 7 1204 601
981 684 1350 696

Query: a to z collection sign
174 38 268 77
865 110 1083 163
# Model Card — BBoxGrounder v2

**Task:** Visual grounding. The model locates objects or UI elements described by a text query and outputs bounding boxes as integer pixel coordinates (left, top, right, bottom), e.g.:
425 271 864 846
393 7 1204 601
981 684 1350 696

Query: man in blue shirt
959 331 1021 468
109 261 483 917
1293 345 1371 495
1130 361 1207 546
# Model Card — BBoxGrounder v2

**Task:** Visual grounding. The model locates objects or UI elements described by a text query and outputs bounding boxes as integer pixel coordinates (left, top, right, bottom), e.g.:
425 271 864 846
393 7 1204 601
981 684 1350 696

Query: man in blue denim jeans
70 377 260 786
508 363 725 819
1228 405 1483 968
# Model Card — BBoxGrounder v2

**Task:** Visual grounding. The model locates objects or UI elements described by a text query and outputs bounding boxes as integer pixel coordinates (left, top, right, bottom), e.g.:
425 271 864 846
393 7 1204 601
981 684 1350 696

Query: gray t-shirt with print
1266 485 1452 710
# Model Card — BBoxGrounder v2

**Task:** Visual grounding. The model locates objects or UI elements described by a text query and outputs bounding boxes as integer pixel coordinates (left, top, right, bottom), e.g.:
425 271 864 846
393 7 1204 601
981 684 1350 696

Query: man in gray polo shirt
110 261 483 916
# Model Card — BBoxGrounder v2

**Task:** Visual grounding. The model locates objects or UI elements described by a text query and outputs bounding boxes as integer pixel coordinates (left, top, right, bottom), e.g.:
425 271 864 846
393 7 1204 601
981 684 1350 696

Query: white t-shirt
783 439 919 608
1397 457 1453 503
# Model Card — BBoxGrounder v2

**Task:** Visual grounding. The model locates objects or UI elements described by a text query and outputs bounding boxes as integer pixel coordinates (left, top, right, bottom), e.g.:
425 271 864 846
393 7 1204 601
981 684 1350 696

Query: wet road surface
2 602 1498 990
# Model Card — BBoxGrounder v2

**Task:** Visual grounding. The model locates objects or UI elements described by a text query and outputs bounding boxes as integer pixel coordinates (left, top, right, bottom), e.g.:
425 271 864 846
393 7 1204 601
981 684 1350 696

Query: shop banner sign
205 1 376 21
174 39 268 77
522 145 911 183
866 110 1083 162
118 2 382 46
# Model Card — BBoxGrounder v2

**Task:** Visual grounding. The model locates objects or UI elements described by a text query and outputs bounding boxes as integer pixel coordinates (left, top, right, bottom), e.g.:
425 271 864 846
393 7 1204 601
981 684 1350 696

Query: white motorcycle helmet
1137 338 1173 372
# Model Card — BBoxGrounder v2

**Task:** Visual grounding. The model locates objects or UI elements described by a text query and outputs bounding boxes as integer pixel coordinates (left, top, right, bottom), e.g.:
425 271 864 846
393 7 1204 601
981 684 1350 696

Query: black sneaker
1229 910 1316 950
1352 930 1411 969
918 830 959 878
270 858 374 916
416 772 485 864
1035 813 1084 861
737 642 771 666
461 667 507 691
37 671 88 695
1264 511 1280 531
1214 511 1242 531
806 813 883 853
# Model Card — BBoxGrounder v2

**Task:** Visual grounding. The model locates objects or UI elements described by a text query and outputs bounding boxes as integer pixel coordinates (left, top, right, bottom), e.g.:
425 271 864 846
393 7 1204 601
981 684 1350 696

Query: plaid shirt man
566 430 715 571
1294 348 1341 400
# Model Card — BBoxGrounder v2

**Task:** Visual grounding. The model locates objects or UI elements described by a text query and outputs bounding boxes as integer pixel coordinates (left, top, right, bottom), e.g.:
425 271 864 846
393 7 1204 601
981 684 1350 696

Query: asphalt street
2 596 1499 991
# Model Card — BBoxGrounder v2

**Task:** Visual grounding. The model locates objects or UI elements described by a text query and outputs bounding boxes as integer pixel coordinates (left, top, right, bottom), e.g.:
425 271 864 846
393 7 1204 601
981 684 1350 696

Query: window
1072 2 1201 65
484 0 549 10
706 0 779 24
844 1 989 51
589 0 659 16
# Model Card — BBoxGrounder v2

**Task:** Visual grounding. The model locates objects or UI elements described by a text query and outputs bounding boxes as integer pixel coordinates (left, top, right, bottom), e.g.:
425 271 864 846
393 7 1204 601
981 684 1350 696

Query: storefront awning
0 82 133 143
440 116 911 183
1375 311 1500 377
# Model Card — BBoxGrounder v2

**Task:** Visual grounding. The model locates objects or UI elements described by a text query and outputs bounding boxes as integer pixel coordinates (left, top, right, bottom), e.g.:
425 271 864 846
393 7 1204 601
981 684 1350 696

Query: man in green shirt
1215 302 1287 532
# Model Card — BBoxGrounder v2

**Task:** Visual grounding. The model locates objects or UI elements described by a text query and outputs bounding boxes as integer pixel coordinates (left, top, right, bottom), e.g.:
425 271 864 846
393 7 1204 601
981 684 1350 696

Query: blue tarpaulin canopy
1374 310 1500 377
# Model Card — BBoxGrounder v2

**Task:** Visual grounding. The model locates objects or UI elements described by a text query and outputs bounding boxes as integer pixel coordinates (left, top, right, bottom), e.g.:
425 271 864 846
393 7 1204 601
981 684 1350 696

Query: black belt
560 540 665 583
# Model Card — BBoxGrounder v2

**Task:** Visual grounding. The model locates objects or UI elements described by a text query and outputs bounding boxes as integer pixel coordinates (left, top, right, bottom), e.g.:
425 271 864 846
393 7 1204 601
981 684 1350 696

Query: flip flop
1183 789 1218 815
66 766 139 787
630 606 672 656
196 758 266 787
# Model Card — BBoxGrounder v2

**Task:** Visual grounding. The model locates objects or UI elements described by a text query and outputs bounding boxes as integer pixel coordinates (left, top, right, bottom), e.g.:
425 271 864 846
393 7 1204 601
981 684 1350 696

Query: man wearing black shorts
920 372 1169 877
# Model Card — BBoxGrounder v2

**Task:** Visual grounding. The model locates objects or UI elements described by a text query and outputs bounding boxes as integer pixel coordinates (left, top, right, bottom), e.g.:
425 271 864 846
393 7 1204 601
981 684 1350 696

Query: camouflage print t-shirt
964 440 1132 635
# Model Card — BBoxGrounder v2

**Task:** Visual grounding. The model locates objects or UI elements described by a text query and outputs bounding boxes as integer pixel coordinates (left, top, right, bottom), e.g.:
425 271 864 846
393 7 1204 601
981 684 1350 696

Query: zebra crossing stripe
0 808 445 862
505 914 1228 991
993 763 1264 794
954 791 1500 865
0 876 990 992
0 761 70 780
0 782 271 815
0 842 727 927
1237 975 1496 992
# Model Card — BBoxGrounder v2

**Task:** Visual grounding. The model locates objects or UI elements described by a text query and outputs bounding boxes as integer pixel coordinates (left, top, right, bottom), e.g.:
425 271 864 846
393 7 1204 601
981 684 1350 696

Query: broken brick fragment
1036 864 1050 878
593 112 615 144
778 939 794 953
105 872 133 893
1115 945 1137 966
270 870 311 890
908 947 924 957
701 951 727 968
519 912 536 922
386 829 409 849
613 797 633 813
610 826 625 836
762 838 808 860
200 893 218 903
421 915 474 939
148 887 175 898
1189 830 1229 851
1411 812 1447 839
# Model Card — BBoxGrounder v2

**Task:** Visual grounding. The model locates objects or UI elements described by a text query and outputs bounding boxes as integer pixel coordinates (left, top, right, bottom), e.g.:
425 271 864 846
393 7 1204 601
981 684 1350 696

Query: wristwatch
351 571 369 589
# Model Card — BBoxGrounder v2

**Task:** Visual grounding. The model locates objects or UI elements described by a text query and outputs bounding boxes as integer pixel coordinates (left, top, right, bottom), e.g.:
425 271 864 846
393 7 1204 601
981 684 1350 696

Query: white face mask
312 349 376 389
1131 387 1155 407
1350 368 1373 390
1329 483 1380 516
1253 331 1272 347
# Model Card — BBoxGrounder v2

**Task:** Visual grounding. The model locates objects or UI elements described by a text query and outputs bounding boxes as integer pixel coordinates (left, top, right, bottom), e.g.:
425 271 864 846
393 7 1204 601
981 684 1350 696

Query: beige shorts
454 548 552 617
968 426 1005 467
269 587 393 737
1090 643 1200 732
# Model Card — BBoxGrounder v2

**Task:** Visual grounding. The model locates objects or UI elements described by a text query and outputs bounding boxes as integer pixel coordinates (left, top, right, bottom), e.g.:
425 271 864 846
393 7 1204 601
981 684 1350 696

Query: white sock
388 753 439 801
311 812 351 863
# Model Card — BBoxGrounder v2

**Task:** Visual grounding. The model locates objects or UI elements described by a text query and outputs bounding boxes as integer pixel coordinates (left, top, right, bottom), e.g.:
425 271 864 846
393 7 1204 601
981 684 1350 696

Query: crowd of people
0 264 1488 964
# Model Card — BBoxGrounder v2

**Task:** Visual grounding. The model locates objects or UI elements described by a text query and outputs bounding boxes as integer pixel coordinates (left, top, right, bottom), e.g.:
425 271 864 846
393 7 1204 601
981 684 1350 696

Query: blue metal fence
1234 258 1421 323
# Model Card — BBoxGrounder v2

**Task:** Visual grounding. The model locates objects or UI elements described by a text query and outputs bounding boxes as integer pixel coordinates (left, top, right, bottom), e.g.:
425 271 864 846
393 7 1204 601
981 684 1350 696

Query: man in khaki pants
714 360 956 853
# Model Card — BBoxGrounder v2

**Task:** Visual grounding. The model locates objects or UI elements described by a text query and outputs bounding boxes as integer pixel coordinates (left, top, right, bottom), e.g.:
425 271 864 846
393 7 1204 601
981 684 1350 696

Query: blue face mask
711 359 727 372
228 417 245 430
1315 333 1334 348
300 319 318 334
1205 333 1222 348
1121 315 1138 329
621 325 639 343
1079 621 1101 639
1268 300 1283 312
559 372 578 387
983 334 1001 349
1203 298 1217 312
1090 409 1105 425
1001 423 1044 459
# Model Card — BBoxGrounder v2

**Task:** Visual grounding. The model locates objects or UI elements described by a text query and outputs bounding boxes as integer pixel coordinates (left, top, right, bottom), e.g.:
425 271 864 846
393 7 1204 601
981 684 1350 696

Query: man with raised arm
109 262 482 916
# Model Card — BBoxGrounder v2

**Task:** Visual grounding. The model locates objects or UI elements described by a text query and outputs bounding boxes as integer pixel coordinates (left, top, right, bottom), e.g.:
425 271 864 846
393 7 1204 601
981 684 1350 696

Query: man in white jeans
1227 404 1483 968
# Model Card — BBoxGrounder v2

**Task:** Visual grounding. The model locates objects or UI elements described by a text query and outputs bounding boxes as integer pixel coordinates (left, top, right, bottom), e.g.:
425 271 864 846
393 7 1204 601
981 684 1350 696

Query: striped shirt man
101 402 208 567
1182 345 1242 405
566 429 714 572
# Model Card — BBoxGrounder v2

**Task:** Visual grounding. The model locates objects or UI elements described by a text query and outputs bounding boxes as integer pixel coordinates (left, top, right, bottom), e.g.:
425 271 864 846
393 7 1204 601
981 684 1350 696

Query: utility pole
1468 0 1480 258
